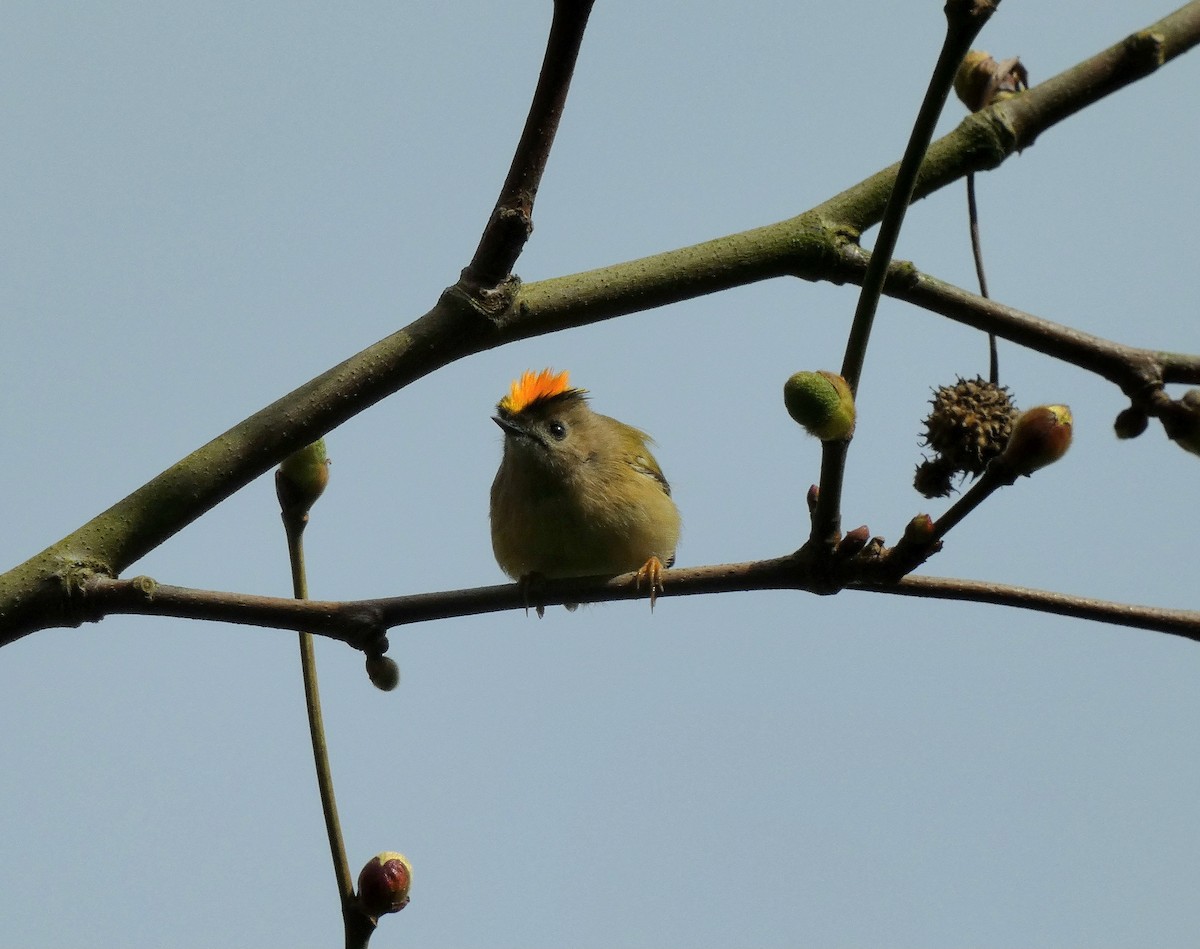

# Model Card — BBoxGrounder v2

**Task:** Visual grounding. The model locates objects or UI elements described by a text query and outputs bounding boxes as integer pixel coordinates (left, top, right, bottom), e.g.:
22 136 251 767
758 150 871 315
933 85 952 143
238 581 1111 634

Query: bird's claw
518 573 548 618
634 556 667 611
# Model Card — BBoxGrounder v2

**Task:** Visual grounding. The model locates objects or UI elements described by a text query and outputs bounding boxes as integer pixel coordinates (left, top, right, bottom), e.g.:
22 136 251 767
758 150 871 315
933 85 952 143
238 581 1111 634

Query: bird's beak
494 413 542 447
493 415 522 436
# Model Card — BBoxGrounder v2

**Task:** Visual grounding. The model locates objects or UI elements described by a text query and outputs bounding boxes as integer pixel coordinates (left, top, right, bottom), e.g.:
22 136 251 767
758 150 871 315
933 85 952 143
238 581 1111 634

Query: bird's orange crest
498 368 579 414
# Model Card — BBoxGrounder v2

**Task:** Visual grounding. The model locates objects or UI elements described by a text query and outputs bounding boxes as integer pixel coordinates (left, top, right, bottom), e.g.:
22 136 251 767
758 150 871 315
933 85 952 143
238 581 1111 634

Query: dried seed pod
913 456 958 500
954 50 1029 112
921 376 1018 479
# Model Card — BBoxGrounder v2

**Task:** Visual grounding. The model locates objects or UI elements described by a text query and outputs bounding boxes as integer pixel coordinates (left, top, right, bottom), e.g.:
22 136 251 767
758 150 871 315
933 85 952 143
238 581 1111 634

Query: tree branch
835 248 1200 394
840 0 997 395
462 0 596 290
77 563 1200 646
852 573 1200 643
813 0 998 552
4 3 1200 642
1004 2 1200 151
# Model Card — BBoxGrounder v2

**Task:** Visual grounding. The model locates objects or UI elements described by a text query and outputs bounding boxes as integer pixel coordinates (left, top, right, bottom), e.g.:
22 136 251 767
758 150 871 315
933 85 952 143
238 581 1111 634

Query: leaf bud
1002 404 1073 475
903 514 935 545
783 371 856 441
1113 406 1148 440
836 525 871 559
365 654 401 692
357 852 412 917
275 439 330 517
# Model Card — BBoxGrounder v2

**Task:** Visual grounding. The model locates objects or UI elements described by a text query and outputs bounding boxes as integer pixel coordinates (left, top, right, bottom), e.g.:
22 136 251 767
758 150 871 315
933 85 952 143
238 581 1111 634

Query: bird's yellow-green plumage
489 369 680 584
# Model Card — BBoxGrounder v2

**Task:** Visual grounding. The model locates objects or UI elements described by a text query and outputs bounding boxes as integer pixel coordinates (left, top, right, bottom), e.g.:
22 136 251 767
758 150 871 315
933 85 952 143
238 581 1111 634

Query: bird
489 368 680 610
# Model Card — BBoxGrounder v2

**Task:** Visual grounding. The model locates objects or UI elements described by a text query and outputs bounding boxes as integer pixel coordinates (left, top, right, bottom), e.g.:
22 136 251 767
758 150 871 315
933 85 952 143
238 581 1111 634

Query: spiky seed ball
913 455 959 499
921 376 1017 477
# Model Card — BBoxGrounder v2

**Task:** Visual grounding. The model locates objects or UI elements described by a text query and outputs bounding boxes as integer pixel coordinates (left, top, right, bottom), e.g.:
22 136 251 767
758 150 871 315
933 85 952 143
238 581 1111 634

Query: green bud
903 514 935 544
275 439 330 517
783 371 856 441
1113 406 1148 440
365 654 401 692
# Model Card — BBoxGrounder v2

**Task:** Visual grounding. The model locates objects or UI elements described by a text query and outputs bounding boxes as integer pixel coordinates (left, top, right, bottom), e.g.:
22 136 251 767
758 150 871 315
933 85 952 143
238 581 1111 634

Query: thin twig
814 2 997 546
886 462 1012 574
837 250 1193 395
966 171 1000 383
280 505 371 949
852 573 1200 644
840 2 997 393
462 0 596 289
79 558 1200 644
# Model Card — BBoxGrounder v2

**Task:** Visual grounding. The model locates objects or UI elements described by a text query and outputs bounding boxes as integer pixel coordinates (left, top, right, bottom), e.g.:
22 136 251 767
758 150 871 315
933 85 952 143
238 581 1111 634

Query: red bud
1002 405 1073 475
357 852 412 917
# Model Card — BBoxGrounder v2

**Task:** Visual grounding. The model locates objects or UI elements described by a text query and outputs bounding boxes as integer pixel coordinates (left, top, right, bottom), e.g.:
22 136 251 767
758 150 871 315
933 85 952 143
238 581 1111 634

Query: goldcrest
489 369 680 605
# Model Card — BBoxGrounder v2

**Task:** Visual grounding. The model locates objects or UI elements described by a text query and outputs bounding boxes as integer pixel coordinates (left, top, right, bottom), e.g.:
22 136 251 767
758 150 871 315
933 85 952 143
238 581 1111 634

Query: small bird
489 368 680 609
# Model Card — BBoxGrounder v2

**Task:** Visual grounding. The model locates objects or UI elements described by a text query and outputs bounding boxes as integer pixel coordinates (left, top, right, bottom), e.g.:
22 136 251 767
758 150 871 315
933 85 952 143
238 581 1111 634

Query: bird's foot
518 572 548 618
634 556 668 611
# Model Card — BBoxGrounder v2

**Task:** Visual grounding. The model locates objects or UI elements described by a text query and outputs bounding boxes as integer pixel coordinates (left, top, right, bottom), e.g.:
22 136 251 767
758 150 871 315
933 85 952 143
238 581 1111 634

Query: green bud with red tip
903 514 935 544
1002 405 1073 475
357 851 412 917
783 371 856 441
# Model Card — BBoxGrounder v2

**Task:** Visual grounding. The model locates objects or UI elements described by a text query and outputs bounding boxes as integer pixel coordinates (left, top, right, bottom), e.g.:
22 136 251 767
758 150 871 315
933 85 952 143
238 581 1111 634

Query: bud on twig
276 439 330 518
836 525 871 559
903 514 936 545
1002 405 1073 475
357 852 412 918
784 371 856 441
1113 405 1148 440
365 654 401 692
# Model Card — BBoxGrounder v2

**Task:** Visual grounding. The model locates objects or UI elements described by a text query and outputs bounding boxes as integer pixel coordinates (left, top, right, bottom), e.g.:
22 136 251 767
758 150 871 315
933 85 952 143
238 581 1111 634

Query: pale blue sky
4 3 1200 947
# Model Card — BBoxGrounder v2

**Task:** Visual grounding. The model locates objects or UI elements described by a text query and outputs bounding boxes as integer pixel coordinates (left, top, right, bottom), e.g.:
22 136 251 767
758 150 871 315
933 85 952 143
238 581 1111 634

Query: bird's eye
547 419 567 440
